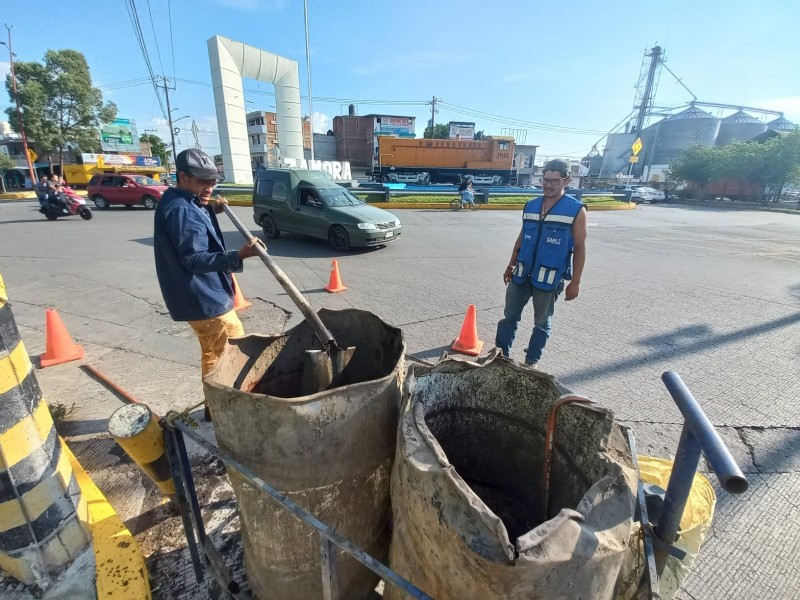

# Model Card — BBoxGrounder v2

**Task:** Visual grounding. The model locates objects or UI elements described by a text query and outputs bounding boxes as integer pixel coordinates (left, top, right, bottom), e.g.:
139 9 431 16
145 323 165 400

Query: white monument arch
207 35 304 185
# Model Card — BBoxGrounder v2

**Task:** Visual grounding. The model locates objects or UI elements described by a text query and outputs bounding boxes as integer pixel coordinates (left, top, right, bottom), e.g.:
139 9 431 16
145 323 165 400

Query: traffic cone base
231 273 252 311
451 304 484 357
40 308 84 367
325 260 347 293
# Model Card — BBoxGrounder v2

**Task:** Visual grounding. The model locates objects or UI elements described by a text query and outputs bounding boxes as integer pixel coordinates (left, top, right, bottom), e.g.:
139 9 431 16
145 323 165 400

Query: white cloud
754 96 800 124
312 111 330 134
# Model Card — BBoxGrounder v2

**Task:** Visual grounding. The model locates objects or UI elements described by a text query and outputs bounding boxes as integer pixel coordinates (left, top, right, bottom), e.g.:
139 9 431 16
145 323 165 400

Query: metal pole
4 25 37 188
163 77 177 174
170 418 433 599
303 0 315 161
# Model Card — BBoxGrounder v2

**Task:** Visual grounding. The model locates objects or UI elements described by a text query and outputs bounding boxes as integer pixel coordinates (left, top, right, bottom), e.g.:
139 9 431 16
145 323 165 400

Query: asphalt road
1 199 799 599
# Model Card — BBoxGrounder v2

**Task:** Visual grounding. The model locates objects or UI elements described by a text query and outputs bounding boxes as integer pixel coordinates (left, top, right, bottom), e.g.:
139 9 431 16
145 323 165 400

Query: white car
631 187 665 203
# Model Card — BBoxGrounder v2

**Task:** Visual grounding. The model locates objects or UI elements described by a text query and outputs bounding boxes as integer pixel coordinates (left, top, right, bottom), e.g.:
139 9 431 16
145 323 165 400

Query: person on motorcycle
35 176 50 208
45 177 67 212
458 178 476 208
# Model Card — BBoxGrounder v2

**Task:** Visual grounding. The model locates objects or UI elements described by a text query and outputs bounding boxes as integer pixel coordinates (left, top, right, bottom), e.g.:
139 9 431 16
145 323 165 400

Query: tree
0 153 14 194
423 124 450 139
5 49 116 175
140 134 170 167
669 145 719 188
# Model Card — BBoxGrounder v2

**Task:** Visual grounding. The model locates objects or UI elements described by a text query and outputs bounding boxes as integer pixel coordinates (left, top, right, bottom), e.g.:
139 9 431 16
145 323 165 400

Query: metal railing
162 417 432 600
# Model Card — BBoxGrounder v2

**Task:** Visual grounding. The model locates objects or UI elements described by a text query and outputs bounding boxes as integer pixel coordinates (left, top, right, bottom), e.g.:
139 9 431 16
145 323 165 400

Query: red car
88 174 168 210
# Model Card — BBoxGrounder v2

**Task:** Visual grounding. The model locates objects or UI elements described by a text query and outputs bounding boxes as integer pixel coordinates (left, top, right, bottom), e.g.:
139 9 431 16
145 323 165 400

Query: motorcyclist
45 177 67 212
35 176 50 208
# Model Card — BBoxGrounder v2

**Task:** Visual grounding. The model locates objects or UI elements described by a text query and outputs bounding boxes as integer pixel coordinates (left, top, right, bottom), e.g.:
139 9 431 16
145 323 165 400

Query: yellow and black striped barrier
0 275 90 586
108 404 176 499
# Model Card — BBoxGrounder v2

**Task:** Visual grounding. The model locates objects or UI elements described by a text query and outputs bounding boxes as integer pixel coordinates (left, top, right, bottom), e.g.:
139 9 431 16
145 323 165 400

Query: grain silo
641 105 721 167
716 110 768 145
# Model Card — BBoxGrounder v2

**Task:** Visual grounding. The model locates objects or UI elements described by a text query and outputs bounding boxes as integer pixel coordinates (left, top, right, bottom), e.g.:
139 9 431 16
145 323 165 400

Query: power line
144 0 166 76
438 101 606 135
167 0 176 80
124 0 167 119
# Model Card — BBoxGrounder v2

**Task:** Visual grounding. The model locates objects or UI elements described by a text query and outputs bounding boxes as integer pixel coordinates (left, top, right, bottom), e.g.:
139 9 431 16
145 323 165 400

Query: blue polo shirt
153 187 242 321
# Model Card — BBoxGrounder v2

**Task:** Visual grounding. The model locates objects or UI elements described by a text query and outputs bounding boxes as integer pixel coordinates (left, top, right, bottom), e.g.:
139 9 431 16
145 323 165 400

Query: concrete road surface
1 198 798 599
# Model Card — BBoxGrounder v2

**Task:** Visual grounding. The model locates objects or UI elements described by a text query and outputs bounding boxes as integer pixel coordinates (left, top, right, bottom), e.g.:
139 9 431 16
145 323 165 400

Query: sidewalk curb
65 441 152 599
226 200 636 211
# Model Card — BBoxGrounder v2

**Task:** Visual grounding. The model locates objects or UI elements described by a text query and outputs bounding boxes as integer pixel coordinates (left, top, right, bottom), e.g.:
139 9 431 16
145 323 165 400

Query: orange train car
375 135 515 185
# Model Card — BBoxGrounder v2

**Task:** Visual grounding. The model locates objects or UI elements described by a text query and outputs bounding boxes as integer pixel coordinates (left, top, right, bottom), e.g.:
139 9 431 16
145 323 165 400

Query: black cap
175 148 218 180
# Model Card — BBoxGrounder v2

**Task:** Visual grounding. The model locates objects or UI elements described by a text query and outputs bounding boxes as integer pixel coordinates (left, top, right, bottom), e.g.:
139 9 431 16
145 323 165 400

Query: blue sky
2 0 798 161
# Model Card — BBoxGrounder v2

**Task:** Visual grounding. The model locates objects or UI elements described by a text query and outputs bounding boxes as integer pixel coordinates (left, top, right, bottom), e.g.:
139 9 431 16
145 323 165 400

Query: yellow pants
187 309 245 377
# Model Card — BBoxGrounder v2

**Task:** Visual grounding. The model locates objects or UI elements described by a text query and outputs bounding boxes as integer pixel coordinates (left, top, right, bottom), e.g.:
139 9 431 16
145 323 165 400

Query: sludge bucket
615 456 716 600
387 353 637 600
204 308 405 600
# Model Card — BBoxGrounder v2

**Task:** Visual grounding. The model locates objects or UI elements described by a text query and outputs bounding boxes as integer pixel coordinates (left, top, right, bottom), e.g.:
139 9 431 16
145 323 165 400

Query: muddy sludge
386 353 637 600
204 308 405 600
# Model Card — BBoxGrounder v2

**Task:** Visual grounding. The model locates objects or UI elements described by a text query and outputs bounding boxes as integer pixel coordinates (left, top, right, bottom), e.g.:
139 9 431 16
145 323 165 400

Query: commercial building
332 109 416 170
247 110 312 170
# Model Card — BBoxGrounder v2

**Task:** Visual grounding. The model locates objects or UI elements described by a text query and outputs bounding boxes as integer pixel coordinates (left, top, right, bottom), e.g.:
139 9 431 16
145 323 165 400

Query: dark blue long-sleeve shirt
154 187 242 321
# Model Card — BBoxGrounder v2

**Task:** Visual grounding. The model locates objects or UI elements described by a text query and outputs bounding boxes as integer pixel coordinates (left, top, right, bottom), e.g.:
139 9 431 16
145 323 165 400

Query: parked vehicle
252 169 401 251
87 174 168 209
630 186 666 203
40 187 92 221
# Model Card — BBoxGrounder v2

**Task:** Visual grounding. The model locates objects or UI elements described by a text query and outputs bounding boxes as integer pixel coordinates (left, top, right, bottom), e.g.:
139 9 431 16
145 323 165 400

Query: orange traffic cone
324 260 347 293
451 304 484 357
40 308 84 367
231 274 252 311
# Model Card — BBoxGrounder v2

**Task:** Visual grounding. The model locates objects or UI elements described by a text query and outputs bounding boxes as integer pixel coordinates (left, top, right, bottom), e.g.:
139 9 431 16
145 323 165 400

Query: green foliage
4 49 116 162
140 133 170 166
0 153 15 193
423 124 450 139
670 130 800 201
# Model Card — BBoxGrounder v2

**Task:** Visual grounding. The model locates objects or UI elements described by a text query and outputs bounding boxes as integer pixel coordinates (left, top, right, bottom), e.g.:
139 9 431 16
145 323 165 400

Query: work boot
524 359 537 368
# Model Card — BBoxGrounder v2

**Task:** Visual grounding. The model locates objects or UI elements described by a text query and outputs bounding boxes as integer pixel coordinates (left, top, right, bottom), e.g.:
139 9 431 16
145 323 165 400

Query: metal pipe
660 372 748 494
542 394 593 520
82 365 159 417
319 536 339 600
220 204 337 351
164 429 205 583
169 418 433 599
624 427 660 600
655 372 748 572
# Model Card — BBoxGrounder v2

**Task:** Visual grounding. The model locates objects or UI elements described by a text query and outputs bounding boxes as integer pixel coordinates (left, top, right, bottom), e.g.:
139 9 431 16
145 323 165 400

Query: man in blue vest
495 158 587 366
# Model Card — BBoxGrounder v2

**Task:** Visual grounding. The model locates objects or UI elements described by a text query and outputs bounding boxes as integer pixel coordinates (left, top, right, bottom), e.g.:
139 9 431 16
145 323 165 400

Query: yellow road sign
629 156 639 163
632 137 643 156
96 155 105 168
27 149 37 163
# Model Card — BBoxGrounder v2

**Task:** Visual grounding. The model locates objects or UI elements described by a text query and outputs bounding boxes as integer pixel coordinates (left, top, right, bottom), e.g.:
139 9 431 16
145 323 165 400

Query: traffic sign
631 137 643 156
97 155 105 167
27 149 37 163
629 156 639 164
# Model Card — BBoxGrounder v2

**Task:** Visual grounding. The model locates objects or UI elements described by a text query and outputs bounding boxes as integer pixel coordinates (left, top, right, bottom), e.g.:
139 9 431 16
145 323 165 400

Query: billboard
376 116 414 137
99 118 141 152
82 153 161 167
449 121 475 140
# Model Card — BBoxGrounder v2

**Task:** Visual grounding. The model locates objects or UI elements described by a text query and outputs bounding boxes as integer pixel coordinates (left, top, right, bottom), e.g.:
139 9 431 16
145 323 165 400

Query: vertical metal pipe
164 428 205 583
655 424 702 553
303 0 315 161
319 536 339 600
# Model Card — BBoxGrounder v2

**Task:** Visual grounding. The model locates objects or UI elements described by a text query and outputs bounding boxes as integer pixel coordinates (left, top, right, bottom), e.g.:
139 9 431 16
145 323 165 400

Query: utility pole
428 96 440 136
160 76 177 173
303 0 315 160
3 25 37 189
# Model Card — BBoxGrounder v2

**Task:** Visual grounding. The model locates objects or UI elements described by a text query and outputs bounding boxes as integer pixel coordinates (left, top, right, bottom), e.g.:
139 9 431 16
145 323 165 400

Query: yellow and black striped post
108 404 176 499
0 275 90 586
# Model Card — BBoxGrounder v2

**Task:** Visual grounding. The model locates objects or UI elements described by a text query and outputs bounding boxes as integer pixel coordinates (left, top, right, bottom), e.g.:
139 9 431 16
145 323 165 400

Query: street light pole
3 25 37 189
303 0 315 160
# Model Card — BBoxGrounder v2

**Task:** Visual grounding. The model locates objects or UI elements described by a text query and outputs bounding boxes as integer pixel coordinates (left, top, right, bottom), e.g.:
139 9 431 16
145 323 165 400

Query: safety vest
511 195 584 291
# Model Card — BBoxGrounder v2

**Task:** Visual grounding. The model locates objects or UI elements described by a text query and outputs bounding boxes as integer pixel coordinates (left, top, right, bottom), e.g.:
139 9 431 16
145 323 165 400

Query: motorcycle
40 186 93 221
